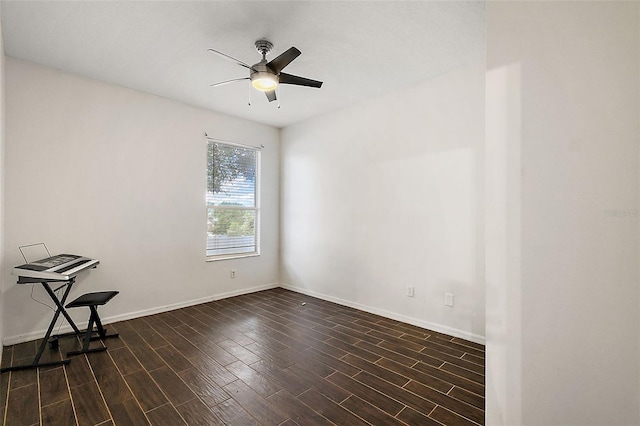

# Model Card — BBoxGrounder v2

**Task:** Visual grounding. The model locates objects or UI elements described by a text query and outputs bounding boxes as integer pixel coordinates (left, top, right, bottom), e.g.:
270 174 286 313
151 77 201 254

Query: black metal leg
0 280 77 373
66 306 106 357
66 306 118 357
91 306 106 337
81 315 95 351
41 280 81 335
90 306 118 341
0 359 70 373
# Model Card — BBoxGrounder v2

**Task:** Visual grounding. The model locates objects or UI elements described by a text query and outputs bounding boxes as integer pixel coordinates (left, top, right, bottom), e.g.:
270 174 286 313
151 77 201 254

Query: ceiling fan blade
265 89 277 102
207 48 253 70
210 77 250 87
279 73 323 88
267 47 301 73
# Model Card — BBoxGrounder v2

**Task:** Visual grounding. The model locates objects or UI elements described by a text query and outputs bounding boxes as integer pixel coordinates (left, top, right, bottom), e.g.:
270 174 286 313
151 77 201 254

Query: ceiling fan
208 39 323 103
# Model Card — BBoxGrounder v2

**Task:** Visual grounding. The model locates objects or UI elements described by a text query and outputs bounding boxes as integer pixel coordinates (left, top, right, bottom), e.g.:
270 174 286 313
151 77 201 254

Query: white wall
485 61 522 425
3 58 280 343
280 62 485 342
0 8 5 352
486 2 640 425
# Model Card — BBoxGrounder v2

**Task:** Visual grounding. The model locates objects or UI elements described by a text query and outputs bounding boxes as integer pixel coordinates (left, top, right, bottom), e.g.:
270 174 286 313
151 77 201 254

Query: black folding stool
65 291 119 356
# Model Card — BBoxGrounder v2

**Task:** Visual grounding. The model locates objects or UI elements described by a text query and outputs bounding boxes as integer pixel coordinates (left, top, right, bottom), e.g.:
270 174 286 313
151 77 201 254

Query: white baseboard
280 283 486 345
2 282 280 346
3 282 484 346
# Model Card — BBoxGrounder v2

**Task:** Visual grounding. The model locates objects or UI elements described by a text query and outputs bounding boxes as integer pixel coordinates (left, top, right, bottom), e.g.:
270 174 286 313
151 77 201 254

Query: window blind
206 141 260 258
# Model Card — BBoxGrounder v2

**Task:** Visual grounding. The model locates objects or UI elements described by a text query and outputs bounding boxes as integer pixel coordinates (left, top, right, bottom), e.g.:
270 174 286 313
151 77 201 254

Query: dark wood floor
0 288 485 425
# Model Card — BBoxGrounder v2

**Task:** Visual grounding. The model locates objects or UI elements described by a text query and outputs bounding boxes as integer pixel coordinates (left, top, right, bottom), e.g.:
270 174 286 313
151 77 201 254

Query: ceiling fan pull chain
248 86 252 106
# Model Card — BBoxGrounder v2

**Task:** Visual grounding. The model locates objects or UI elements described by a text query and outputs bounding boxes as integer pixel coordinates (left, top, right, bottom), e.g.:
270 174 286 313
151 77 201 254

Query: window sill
206 253 260 262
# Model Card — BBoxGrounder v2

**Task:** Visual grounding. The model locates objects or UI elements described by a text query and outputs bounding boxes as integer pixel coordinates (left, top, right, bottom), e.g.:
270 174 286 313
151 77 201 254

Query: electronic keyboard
12 254 99 282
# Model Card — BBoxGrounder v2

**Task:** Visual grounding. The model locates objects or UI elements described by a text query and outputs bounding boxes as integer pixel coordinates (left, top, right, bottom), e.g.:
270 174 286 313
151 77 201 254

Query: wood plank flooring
0 288 485 425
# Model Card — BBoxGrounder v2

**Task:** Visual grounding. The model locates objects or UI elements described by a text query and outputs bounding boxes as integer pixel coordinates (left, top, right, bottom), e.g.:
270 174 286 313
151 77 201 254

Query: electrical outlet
230 269 236 278
407 286 415 297
445 293 454 307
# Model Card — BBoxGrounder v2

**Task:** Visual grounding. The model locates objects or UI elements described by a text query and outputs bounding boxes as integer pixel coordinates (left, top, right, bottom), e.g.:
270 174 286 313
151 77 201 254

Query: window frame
206 139 261 261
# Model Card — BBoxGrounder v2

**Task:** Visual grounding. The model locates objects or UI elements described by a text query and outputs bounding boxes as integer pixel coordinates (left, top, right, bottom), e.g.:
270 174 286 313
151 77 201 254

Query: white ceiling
0 1 485 128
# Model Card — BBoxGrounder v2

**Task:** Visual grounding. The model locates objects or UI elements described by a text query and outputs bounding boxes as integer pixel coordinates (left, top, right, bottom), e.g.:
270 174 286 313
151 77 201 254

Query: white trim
2 282 484 346
204 136 263 151
206 141 261 259
280 283 486 345
2 282 279 346
206 253 260 262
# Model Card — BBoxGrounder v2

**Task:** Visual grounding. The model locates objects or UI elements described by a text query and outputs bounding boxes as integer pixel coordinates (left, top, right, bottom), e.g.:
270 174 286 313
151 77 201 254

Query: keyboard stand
1 277 82 373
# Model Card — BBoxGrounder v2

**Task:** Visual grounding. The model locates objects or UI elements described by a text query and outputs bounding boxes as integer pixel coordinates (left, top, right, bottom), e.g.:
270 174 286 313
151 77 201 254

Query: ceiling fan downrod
255 39 273 61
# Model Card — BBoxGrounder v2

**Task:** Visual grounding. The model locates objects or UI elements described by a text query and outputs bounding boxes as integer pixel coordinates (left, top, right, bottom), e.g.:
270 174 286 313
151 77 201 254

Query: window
206 140 260 259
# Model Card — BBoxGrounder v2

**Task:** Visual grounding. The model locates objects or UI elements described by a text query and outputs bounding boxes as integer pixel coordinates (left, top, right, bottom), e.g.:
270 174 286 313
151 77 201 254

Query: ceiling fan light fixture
251 72 278 91
209 40 322 103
